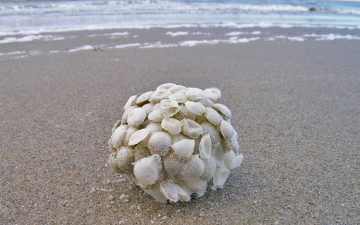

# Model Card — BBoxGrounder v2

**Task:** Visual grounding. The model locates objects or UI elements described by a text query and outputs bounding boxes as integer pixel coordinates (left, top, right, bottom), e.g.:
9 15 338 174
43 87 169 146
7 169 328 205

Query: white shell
160 180 178 202
230 135 240 153
135 91 153 105
116 146 133 170
134 154 162 186
160 99 179 117
185 88 205 100
182 119 203 138
163 154 186 177
108 83 243 203
168 84 186 93
171 139 195 158
141 103 153 115
212 103 232 120
133 144 151 161
201 122 221 145
124 95 137 110
161 118 182 135
112 119 121 133
168 91 187 103
128 129 150 146
145 122 162 133
204 88 221 101
144 185 167 203
147 131 171 156
127 108 146 127
123 126 137 146
150 89 170 103
204 107 223 126
172 133 188 143
230 154 243 170
212 145 225 164
212 166 230 189
176 184 191 202
109 125 127 148
197 97 214 107
220 120 236 141
200 157 217 181
199 133 212 159
156 83 177 91
121 106 135 124
148 109 163 122
185 101 206 116
179 178 207 196
180 155 204 177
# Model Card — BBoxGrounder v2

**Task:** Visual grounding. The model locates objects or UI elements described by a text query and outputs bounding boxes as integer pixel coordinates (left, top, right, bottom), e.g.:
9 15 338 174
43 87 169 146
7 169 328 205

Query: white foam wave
225 31 246 36
179 37 259 47
0 35 64 44
0 51 26 56
141 42 178 48
113 43 141 49
303 33 360 40
68 45 94 52
88 32 129 37
166 31 189 37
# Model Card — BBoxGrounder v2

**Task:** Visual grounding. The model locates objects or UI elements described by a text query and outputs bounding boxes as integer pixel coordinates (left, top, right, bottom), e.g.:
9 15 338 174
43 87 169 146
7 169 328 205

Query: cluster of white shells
108 83 243 203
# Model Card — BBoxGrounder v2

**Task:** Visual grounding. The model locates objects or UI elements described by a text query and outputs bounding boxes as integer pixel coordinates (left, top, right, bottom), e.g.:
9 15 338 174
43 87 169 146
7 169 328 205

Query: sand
1 32 359 224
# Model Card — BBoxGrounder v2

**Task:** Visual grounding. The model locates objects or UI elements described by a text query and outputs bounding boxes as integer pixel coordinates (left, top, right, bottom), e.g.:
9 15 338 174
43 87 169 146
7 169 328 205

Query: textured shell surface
168 90 187 103
181 119 203 138
108 83 244 203
163 154 186 177
200 157 217 181
121 106 135 125
212 166 230 189
124 95 137 111
180 155 205 177
171 139 195 158
220 120 236 141
147 131 172 156
150 89 170 103
148 109 163 122
185 88 205 100
156 83 177 91
124 126 137 146
135 91 154 105
160 99 179 118
133 154 162 187
141 103 154 115
204 88 221 101
212 103 232 120
145 122 162 133
160 180 179 202
185 101 206 116
199 133 212 159
161 118 182 135
169 84 186 93
200 122 221 145
127 108 146 127
115 146 133 171
109 125 127 148
204 107 223 126
128 128 150 146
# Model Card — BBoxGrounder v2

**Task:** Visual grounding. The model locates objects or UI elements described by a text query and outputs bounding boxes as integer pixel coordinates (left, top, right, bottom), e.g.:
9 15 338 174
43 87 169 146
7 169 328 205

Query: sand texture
1 38 359 224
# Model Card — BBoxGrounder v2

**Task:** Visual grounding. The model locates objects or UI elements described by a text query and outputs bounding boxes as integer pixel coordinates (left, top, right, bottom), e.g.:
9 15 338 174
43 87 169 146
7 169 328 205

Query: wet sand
0 35 359 224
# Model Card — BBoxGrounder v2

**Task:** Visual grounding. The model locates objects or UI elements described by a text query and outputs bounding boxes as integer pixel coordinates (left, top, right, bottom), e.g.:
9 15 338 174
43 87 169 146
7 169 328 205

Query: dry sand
0 37 359 224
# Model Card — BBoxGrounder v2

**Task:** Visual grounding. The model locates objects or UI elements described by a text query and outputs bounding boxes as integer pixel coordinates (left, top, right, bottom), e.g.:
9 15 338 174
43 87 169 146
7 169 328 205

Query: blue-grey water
1 0 360 35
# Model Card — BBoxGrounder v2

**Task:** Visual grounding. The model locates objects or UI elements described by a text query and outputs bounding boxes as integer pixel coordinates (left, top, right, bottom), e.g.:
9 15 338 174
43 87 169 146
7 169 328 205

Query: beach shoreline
0 29 359 224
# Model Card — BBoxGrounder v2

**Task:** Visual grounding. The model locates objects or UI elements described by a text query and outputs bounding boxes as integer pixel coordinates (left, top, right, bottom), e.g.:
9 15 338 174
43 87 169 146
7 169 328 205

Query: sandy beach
1 28 360 224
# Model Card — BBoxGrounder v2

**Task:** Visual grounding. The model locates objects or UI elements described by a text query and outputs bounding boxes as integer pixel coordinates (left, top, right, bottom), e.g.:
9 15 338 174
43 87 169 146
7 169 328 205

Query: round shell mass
107 83 244 203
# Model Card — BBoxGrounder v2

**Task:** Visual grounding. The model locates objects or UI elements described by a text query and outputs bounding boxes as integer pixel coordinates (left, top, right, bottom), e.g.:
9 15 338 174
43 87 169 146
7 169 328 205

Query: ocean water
0 0 360 35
